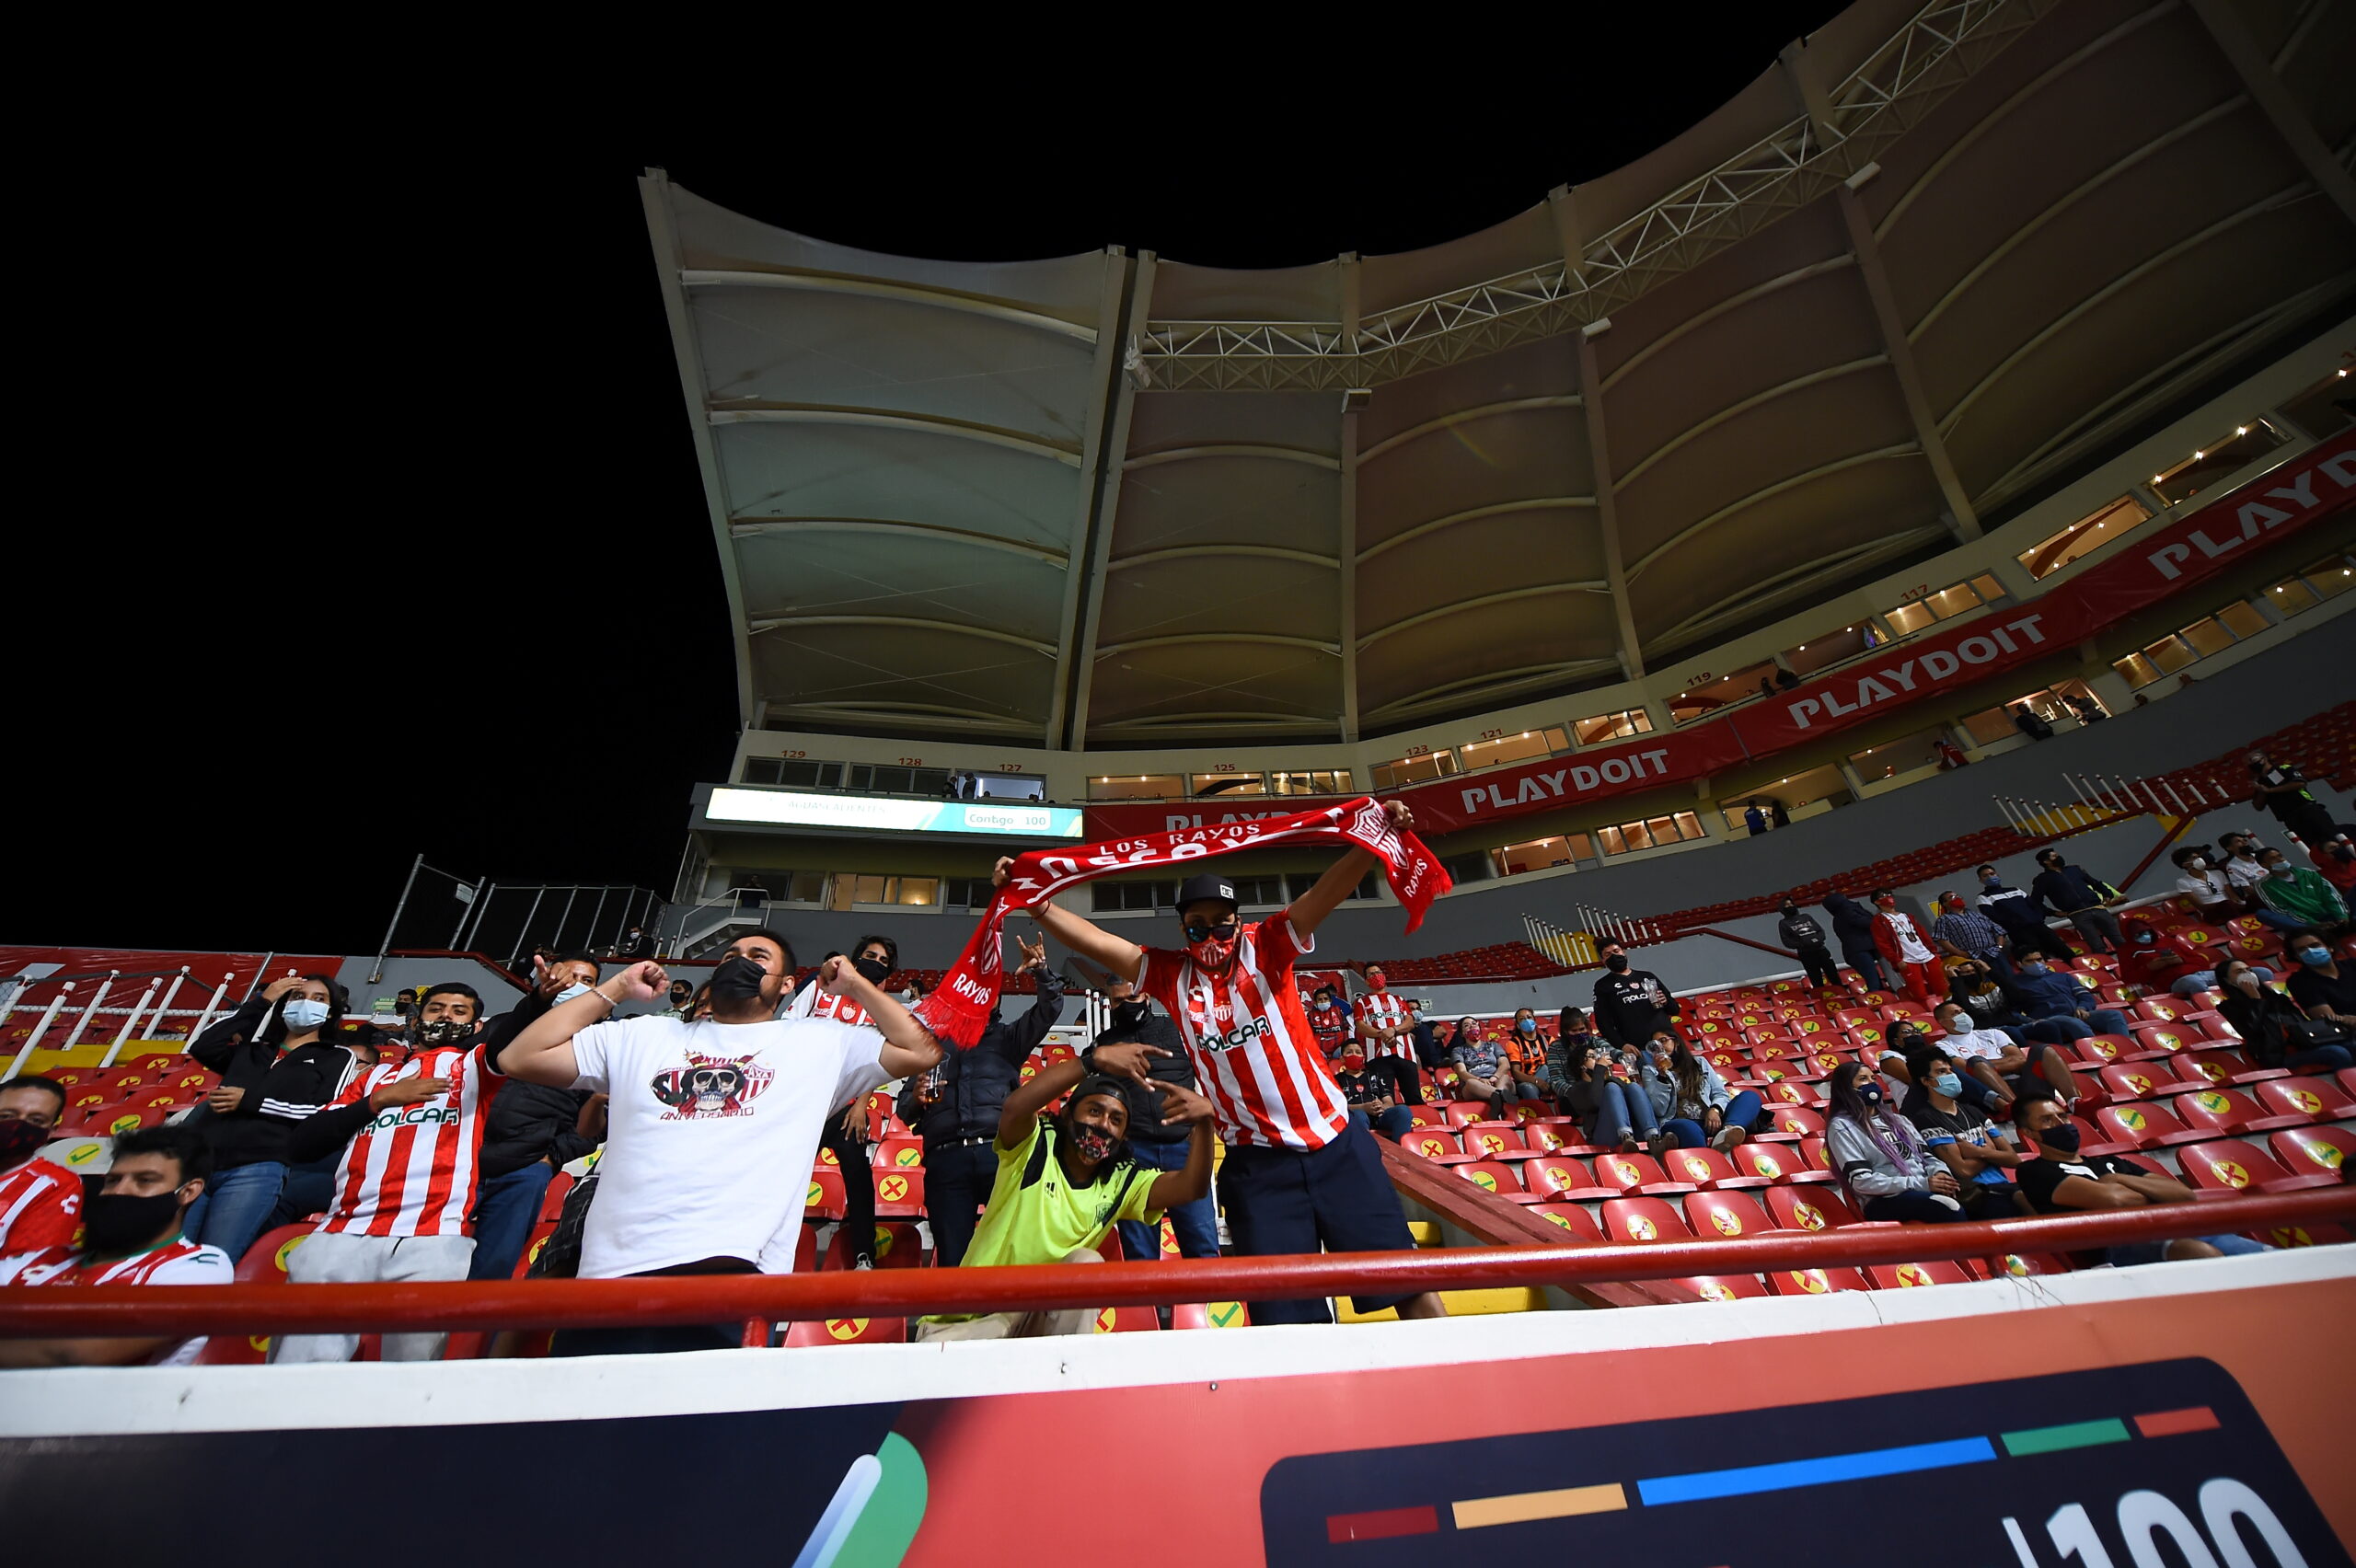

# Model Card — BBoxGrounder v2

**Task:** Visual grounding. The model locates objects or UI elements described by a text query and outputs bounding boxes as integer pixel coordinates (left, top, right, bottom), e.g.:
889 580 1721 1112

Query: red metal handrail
3 1190 2348 1340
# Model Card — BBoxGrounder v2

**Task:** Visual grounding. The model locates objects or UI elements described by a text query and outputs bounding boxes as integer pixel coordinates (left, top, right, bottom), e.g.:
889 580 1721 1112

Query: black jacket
1093 1001 1195 1146
1947 971 2031 1032
1590 969 1677 1046
189 998 366 1171
1974 881 2050 938
473 990 595 1178
1777 914 1830 951
896 970 1064 1145
1822 894 1879 951
2030 863 2116 917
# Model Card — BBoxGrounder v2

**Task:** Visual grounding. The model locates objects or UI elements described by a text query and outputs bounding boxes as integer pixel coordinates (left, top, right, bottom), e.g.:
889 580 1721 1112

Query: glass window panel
851 874 889 904
1598 825 1627 856
743 757 782 784
2018 495 2152 579
2111 653 2163 691
1459 730 1557 770
1576 708 1655 744
1672 812 1703 841
895 877 939 907
1969 573 2006 603
2176 617 2235 658
1883 602 1934 637
1962 705 2016 743
2142 636 2195 674
2213 599 2269 639
1090 774 1183 801
2302 555 2353 601
1190 773 1265 797
1922 582 1981 620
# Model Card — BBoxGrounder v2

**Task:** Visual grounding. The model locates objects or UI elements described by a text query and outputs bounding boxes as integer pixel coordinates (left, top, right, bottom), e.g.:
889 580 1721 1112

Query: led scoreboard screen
1262 1360 2345 1566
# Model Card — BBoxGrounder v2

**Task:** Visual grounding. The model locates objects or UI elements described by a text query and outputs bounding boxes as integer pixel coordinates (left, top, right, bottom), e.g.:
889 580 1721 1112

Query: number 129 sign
1260 1360 2343 1566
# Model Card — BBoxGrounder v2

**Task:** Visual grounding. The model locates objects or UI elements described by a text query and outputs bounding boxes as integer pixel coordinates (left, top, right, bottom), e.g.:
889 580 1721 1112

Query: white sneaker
1713 1125 1746 1151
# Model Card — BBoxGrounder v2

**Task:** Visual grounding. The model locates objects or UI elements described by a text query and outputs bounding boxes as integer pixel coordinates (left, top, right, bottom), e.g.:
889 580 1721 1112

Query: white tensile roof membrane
643 0 2356 749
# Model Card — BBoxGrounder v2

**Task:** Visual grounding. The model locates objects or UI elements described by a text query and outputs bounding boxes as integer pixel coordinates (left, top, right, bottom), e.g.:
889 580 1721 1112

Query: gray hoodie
1825 1111 1944 1198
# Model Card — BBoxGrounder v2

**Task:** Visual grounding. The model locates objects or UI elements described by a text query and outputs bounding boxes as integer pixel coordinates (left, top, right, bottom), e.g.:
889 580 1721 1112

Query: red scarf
912 796 1449 1048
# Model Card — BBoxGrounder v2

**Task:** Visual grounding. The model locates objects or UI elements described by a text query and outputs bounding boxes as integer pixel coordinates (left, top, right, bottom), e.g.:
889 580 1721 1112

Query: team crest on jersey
651 1051 774 1119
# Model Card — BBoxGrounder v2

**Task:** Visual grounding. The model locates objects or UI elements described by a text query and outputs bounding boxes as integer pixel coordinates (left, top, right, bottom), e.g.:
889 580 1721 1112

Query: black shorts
1216 1116 1418 1325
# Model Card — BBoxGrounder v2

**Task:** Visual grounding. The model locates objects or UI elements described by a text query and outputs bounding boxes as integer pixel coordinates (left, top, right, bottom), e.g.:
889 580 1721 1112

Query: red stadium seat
2094 1101 2205 1150
1765 1265 1870 1295
872 1134 926 1170
2178 1048 2284 1087
1671 1274 1770 1303
2173 1085 2309 1137
1529 1203 1605 1242
1662 1147 1772 1191
1406 1103 1450 1130
2269 1124 2355 1179
196 1225 317 1365
1600 1196 1690 1243
1590 1151 1697 1197
1763 1185 1858 1232
1683 1190 1772 1239
1523 1120 1599 1154
1987 1251 2074 1279
804 1164 847 1220
1451 1161 1526 1198
2177 1138 2341 1195
1525 1155 1612 1201
1459 1122 1530 1160
1867 1261 1975 1289
2073 1034 2132 1066
1731 1142 1834 1185
1761 1078 1820 1107
827 1221 928 1270
1403 1127 1468 1162
872 1168 925 1216
1170 1301 1252 1330
2098 1063 2178 1102
785 1314 909 1346
2253 1077 2353 1123
1441 1102 1487 1129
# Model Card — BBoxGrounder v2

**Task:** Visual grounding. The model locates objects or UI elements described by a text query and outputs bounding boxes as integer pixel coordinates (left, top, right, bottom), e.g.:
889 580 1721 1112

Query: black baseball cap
1175 873 1238 912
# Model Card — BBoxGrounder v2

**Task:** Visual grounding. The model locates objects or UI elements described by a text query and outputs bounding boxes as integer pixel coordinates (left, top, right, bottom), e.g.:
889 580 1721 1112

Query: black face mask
2037 1123 2081 1154
853 956 893 986
710 955 769 1000
1605 955 1629 974
1781 905 1797 918
0 1118 47 1170
1113 999 1150 1026
85 1190 186 1255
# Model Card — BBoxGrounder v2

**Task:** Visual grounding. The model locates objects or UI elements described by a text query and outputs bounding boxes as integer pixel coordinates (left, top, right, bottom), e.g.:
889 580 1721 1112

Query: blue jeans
1840 943 1888 993
1354 1104 1414 1141
2250 909 2307 933
2288 1043 2353 1070
468 1159 555 1281
185 1160 288 1266
2170 966 2275 997
1118 1136 1218 1262
1661 1090 1766 1148
2088 1009 2131 1036
1587 1082 1659 1146
2107 1234 2269 1266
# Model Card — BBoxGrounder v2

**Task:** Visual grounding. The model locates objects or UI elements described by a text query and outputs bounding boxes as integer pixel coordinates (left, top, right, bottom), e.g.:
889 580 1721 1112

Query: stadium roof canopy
643 0 2354 749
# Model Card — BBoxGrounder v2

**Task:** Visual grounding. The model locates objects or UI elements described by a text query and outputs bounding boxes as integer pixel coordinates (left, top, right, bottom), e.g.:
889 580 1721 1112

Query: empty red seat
2174 1086 2310 1137
2269 1124 2354 1178
872 1134 925 1170
2253 1077 2352 1123
2074 1034 2132 1066
1761 1078 1820 1107
1529 1203 1605 1242
872 1168 926 1216
1441 1102 1487 1128
1765 1265 1870 1295
1867 1260 1975 1289
804 1165 846 1220
2177 1138 2340 1194
1600 1196 1690 1243
1169 1301 1252 1330
1732 1142 1834 1185
1451 1160 1525 1197
2177 1048 2282 1087
1460 1122 1530 1160
1662 1147 1772 1190
1403 1127 1466 1162
1525 1155 1611 1201
1683 1190 1773 1239
1591 1151 1697 1197
2099 1063 2179 1101
1764 1184 1859 1232
1406 1103 1450 1129
785 1314 909 1346
2095 1101 2204 1150
1987 1251 2073 1278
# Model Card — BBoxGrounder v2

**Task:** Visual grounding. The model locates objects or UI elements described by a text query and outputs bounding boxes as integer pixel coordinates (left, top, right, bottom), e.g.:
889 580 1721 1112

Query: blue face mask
1518 1020 1536 1033
1312 998 1331 1010
553 983 595 1005
2298 948 2331 967
1931 1072 1963 1098
281 998 331 1032
2019 963 2046 975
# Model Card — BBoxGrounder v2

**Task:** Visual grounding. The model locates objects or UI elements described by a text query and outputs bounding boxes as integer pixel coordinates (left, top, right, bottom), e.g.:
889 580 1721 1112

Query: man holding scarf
988 798 1446 1325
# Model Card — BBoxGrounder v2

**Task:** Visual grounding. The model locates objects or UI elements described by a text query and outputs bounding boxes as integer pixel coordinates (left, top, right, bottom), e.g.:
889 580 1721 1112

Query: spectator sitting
914 1057 1212 1343
2007 951 2131 1043
1946 959 2085 1050
2220 832 2273 906
1869 889 1944 1006
0 1077 77 1254
2012 1096 2268 1264
2172 846 2237 921
2011 703 2054 741
1636 1031 1760 1151
1776 901 1841 989
1972 866 2075 963
184 972 365 1268
1926 998 2083 1110
1548 1031 1667 1155
2217 956 2350 1072
2119 917 2268 999
614 925 653 962
1542 1008 1597 1111
1334 1052 1412 1142
1900 1043 2023 1220
1590 940 1680 1046
2251 846 2348 931
498 937 943 1356
2312 835 2356 896
2285 932 2356 1032
894 936 1064 1269
1501 1008 1551 1101
467 953 604 1282
0 1124 233 1368
1305 984 1351 1061
1096 980 1218 1265
2030 848 2124 955
1822 1063 1968 1223
1929 891 2011 974
1821 893 1890 994
1406 998 1448 1081
1450 1028 1520 1120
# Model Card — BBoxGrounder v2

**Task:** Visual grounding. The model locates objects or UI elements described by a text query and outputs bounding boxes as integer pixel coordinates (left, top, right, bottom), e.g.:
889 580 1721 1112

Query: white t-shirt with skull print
570 1013 888 1279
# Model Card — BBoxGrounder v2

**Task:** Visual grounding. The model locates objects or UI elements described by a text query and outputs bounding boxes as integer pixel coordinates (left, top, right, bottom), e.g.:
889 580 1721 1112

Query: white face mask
2187 858 2207 870
282 998 331 1032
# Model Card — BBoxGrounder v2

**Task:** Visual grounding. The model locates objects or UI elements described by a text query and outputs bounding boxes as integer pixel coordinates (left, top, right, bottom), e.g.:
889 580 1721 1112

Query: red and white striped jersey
319 1043 506 1238
1355 991 1415 1059
806 991 873 1027
1139 913 1348 1152
0 1159 83 1253
1306 1000 1352 1060
0 1239 232 1366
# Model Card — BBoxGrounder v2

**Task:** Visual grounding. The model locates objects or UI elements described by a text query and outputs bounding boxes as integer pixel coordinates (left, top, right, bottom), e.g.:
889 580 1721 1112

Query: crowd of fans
2 778 2350 1366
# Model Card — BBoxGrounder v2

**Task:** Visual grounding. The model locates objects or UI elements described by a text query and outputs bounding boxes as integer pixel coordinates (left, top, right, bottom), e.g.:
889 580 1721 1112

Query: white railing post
179 974 233 1054
2159 778 2190 815
2 984 73 1080
59 972 117 1053
143 968 190 1043
100 976 166 1066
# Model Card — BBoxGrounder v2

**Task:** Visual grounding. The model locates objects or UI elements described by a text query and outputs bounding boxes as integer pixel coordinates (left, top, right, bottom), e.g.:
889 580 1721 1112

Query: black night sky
20 15 1845 957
